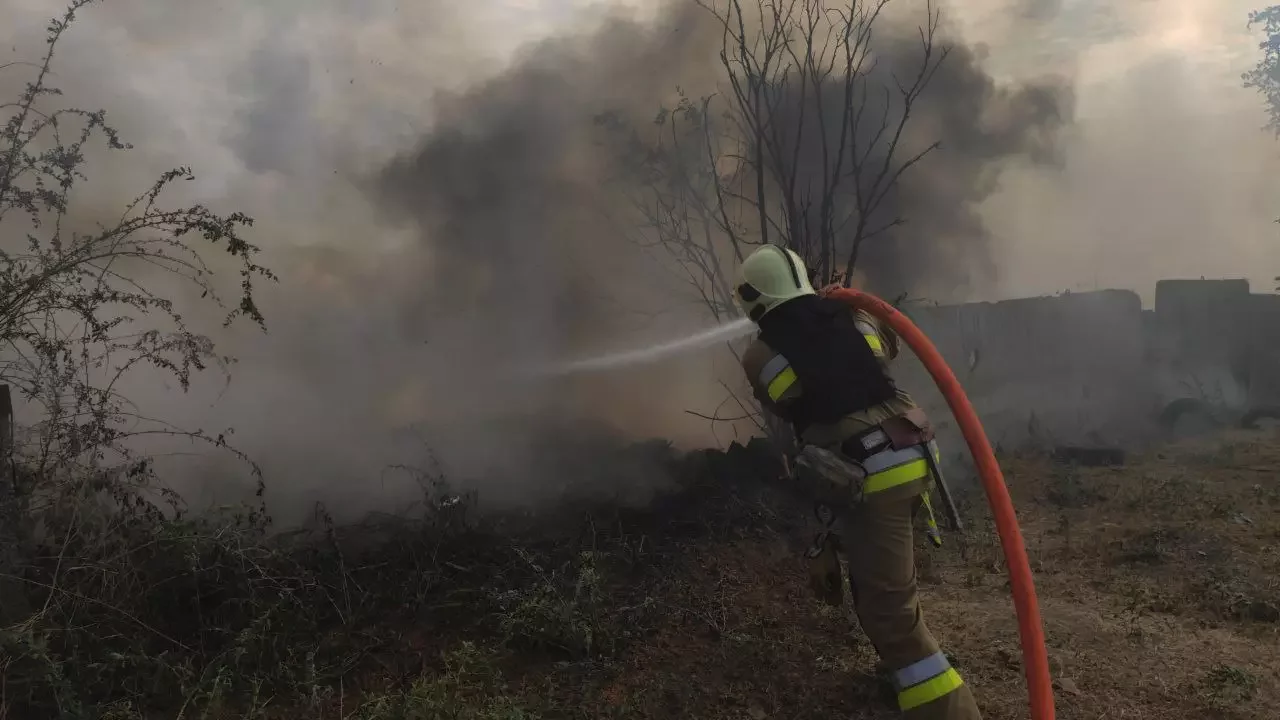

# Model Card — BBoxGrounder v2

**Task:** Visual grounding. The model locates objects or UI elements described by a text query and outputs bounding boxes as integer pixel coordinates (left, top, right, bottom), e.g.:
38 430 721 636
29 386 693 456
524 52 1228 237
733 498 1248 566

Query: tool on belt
924 438 964 534
805 522 845 606
794 446 858 606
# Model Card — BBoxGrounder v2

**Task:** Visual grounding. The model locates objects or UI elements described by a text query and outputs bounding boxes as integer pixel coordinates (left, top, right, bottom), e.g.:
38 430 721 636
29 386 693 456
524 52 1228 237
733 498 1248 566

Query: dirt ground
37 428 1266 719
309 428 1279 720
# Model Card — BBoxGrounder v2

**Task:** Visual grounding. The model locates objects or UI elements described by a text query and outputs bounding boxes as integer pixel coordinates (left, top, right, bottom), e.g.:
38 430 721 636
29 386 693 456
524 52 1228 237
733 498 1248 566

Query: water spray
531 316 755 376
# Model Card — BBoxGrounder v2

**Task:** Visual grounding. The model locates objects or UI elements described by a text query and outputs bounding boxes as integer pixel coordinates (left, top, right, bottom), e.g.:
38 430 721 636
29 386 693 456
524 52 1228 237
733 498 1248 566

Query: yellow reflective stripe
862 458 928 494
766 367 797 401
758 354 799 402
862 333 884 356
854 320 884 356
898 668 965 711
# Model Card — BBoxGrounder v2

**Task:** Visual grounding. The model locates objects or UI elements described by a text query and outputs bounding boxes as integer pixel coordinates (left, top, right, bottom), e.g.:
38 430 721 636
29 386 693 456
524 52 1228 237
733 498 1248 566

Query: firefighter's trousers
845 493 982 719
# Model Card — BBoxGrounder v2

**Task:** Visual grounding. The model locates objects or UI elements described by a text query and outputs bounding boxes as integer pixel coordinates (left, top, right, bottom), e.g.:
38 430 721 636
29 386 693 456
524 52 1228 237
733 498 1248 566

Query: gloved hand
805 531 844 606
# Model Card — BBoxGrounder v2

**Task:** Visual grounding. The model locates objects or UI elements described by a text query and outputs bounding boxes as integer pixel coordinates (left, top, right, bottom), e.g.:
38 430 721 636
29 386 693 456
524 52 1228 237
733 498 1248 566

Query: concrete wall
881 279 1280 473
1242 293 1280 408
891 290 1156 468
1149 279 1253 412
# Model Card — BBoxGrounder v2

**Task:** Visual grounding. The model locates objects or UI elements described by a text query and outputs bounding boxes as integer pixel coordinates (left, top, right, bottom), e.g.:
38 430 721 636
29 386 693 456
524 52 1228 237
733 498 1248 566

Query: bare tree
595 93 752 324
599 0 948 442
699 0 947 286
603 0 950 315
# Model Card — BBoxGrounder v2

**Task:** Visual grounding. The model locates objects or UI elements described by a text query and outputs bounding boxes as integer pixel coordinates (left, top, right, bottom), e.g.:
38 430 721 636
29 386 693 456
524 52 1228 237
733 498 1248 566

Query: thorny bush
0 2 287 717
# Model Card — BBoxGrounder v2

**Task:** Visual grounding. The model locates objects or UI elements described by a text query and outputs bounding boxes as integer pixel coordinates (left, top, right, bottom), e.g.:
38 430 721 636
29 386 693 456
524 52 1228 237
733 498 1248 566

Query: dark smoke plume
377 1 1074 317
846 33 1074 299
364 5 733 513
355 0 1074 516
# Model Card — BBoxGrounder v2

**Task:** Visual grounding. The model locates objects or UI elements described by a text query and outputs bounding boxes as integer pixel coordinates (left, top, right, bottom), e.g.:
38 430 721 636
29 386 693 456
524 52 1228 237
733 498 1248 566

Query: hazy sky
955 0 1280 300
958 1 1270 299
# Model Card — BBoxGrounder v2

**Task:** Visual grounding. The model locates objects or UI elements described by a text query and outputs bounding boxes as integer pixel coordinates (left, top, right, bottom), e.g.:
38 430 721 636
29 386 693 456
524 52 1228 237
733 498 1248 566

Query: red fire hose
826 287 1055 720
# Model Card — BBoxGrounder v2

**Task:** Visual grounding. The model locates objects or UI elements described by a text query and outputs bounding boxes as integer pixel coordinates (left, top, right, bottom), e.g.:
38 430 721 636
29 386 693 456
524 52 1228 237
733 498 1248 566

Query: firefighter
734 244 981 720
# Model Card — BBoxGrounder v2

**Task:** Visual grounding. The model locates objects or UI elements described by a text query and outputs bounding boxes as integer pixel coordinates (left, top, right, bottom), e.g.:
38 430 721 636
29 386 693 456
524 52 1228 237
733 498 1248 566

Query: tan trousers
845 493 982 720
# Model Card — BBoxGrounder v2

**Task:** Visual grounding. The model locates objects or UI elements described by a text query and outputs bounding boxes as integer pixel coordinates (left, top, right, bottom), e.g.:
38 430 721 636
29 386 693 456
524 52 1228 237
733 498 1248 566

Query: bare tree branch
602 0 949 445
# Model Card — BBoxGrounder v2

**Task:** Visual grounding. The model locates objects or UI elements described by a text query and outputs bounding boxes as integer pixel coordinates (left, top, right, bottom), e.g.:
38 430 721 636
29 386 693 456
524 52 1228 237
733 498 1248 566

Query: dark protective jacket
754 294 897 430
741 294 927 503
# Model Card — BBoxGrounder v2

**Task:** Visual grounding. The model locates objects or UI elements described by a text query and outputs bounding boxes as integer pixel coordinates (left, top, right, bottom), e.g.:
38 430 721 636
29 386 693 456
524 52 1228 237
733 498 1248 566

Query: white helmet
735 245 816 322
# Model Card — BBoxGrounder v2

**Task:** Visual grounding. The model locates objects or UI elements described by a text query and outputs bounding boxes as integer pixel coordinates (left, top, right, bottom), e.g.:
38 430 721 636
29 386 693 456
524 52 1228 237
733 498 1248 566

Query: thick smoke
1 0 1274 523
1014 0 1062 23
367 0 1071 474
372 3 725 415
351 0 1073 520
371 0 1075 311
957 0 1280 302
761 15 1073 299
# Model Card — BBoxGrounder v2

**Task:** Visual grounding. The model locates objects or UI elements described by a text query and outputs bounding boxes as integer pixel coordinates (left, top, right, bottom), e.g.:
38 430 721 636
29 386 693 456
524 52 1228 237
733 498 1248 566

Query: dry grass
542 429 1280 720
952 429 1280 720
9 430 1279 719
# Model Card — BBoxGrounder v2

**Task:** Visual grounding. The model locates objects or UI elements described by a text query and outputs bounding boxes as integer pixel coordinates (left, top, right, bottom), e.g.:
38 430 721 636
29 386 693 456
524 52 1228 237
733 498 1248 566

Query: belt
839 424 944 546
839 429 930 491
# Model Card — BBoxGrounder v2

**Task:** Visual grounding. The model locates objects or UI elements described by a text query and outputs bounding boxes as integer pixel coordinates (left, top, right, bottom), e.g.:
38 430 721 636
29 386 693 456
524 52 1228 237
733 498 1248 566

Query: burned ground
4 431 1279 719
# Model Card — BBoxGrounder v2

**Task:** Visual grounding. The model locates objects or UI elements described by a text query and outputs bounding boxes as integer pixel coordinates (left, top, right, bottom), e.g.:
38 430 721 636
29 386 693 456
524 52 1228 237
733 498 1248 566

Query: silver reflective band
854 320 878 337
758 353 791 387
894 651 952 691
860 444 928 474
